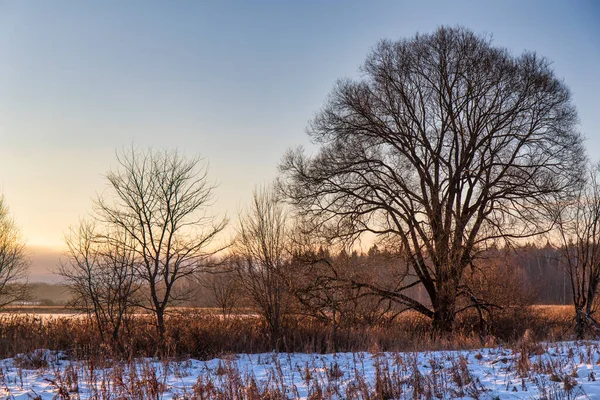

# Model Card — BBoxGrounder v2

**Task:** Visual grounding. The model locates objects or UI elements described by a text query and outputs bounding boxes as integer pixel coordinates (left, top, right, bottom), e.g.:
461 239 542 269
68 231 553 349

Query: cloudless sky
0 1 599 255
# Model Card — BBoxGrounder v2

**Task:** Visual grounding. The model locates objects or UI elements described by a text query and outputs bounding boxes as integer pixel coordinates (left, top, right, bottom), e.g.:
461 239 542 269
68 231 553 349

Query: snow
2 342 600 398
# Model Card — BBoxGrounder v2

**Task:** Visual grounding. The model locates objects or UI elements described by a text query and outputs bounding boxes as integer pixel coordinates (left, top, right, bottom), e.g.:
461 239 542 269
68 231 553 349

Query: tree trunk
331 307 338 353
575 306 585 340
156 308 166 344
431 288 456 338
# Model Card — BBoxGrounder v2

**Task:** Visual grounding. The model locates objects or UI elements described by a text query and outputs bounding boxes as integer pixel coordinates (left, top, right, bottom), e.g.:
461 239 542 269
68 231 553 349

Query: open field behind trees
0 305 577 360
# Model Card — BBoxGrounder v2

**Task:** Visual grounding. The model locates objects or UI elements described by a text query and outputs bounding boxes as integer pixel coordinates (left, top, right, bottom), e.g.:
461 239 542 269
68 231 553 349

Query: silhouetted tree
60 219 139 344
552 164 600 339
95 147 227 342
233 186 291 346
0 194 29 308
280 26 585 335
200 261 241 319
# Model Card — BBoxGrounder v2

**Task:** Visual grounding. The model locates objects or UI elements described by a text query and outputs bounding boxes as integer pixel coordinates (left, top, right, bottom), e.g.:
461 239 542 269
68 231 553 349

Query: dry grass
0 305 75 315
0 351 494 399
0 305 587 399
0 305 579 362
1 341 593 399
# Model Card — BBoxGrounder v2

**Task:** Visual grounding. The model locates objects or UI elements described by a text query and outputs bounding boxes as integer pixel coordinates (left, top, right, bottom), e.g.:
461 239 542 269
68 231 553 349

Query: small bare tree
60 219 139 344
233 186 291 346
96 147 227 341
200 262 241 319
553 165 600 339
291 245 409 351
0 195 29 307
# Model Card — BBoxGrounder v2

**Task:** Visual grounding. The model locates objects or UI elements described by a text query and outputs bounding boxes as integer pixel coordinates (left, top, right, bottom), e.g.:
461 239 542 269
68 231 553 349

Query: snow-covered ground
1 341 600 399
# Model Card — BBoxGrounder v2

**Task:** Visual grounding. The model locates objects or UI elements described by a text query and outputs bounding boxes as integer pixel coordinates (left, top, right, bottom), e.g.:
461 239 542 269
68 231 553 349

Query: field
0 305 591 398
1 341 599 399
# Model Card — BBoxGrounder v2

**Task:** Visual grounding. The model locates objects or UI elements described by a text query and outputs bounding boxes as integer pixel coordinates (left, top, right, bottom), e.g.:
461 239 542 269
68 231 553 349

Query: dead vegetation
0 305 580 362
0 339 596 399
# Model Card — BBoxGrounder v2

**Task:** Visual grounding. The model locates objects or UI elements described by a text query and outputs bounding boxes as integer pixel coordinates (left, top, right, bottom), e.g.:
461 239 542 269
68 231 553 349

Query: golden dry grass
0 304 580 361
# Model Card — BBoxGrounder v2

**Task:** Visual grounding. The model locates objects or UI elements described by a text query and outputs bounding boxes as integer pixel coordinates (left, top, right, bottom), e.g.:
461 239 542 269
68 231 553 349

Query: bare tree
200 262 241 319
552 165 600 339
463 249 537 339
0 195 29 307
233 186 290 346
60 219 139 344
95 147 227 341
280 26 585 335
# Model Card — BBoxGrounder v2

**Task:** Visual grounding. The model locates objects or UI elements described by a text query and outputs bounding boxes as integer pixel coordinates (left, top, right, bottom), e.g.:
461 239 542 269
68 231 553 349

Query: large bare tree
553 165 600 339
280 26 585 335
95 147 227 340
0 195 29 308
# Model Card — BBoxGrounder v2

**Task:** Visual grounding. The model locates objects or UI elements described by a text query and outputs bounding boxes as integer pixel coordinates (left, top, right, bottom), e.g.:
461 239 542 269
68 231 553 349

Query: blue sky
0 0 599 251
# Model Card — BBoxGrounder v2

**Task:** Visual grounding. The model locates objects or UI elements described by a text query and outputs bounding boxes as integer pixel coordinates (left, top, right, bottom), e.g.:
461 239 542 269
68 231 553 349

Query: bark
575 306 585 340
156 308 166 343
431 284 457 337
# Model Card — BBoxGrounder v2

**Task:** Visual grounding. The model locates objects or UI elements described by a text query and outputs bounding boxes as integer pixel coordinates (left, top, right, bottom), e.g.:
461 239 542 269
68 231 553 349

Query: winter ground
2 341 600 399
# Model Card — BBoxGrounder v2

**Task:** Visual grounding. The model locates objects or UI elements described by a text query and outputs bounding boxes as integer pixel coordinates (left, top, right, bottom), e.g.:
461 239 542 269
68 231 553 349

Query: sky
0 1 599 279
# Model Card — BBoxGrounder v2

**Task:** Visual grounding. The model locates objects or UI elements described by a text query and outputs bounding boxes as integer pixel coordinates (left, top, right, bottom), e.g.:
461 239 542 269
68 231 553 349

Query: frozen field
1 341 599 399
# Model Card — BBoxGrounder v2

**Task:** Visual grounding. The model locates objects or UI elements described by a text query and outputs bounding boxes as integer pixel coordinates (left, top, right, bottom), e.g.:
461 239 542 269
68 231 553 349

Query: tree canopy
280 26 585 334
